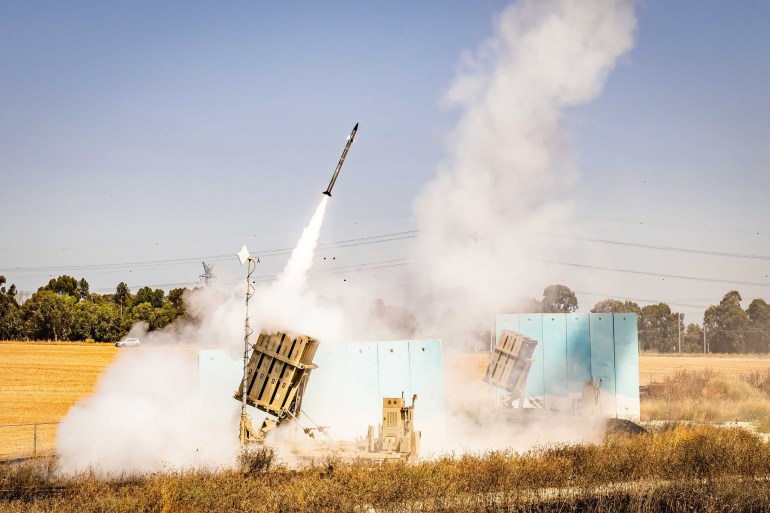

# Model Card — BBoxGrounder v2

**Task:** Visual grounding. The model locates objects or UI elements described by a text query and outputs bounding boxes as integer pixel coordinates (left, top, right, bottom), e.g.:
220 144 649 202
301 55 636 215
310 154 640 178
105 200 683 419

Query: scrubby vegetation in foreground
643 369 770 432
3 425 770 512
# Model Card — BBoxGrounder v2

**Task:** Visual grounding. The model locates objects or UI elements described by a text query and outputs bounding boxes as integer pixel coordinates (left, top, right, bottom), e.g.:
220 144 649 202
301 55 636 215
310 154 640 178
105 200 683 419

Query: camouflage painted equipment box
485 329 537 406
234 331 319 420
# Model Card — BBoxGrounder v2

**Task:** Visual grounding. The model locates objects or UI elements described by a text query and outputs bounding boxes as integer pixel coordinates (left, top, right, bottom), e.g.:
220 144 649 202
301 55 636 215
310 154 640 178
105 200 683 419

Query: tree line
0 275 187 342
533 284 770 354
2 276 769 353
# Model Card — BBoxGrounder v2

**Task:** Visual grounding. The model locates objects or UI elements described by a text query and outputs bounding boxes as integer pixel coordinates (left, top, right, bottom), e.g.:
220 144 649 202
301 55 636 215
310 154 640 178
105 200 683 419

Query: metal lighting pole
237 245 259 446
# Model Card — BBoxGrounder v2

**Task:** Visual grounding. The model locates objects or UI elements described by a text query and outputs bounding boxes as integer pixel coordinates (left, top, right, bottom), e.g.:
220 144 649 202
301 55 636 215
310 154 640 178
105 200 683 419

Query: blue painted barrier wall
495 313 640 420
303 339 445 440
199 340 446 443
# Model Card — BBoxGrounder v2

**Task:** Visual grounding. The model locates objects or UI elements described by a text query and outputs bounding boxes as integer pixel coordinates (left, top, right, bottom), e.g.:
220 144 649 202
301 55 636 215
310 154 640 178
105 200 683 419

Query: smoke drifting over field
57 199 336 474
57 0 637 473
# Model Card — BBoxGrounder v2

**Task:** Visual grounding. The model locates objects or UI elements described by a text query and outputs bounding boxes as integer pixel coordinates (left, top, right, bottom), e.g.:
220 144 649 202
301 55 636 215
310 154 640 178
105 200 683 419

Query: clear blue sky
2 1 769 321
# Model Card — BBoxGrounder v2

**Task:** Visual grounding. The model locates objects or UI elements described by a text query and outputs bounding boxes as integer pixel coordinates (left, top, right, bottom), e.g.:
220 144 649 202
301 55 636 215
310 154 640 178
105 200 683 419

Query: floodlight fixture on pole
237 244 260 446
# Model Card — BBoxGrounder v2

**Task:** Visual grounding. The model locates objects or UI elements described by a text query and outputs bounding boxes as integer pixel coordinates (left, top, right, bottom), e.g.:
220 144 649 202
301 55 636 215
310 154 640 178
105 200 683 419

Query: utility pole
704 324 708 354
678 312 682 354
199 262 215 286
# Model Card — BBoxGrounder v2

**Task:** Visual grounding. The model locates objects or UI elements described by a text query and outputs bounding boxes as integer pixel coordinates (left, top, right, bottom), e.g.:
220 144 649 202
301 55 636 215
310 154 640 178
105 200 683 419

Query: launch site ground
4 340 770 459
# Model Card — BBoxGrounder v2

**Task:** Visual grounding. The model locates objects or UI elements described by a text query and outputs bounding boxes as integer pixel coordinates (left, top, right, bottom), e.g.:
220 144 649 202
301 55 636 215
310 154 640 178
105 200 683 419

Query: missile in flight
323 122 358 197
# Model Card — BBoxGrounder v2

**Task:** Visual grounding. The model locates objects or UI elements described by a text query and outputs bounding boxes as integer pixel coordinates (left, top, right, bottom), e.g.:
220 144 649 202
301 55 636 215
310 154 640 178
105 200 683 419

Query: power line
576 215 766 236
91 257 417 292
9 224 770 275
538 258 770 289
88 253 770 295
0 230 418 274
86 253 770 323
0 211 413 253
19 230 770 301
544 232 770 261
250 257 416 283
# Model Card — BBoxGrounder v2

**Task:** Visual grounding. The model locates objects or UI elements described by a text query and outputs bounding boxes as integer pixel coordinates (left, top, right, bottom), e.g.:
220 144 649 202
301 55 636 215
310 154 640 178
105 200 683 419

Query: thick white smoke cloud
414 0 636 343
57 199 338 474
57 348 240 474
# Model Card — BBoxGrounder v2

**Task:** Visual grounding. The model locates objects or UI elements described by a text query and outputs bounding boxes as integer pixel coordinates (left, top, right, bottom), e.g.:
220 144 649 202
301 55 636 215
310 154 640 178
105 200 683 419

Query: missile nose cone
353 122 359 131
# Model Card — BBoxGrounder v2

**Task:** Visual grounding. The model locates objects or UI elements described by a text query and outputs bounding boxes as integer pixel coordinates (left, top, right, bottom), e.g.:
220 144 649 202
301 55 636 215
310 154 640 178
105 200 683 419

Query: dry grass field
4 426 770 512
0 342 118 459
639 353 770 385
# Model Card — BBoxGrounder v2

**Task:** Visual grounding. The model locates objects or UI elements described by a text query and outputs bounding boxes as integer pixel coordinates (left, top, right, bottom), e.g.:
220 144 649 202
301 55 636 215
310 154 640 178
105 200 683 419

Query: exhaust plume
275 197 328 293
56 199 336 474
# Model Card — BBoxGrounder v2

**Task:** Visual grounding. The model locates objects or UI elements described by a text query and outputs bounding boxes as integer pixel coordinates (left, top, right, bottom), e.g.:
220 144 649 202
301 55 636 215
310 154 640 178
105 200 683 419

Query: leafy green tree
591 299 642 315
21 290 76 341
131 302 153 324
0 307 23 339
682 323 704 353
2 277 191 342
135 287 164 309
168 288 186 309
150 303 179 331
638 303 681 352
77 278 90 301
541 284 578 313
0 276 23 340
153 288 165 308
41 275 79 297
115 282 130 316
746 298 770 353
704 291 749 353
72 301 98 340
93 303 125 342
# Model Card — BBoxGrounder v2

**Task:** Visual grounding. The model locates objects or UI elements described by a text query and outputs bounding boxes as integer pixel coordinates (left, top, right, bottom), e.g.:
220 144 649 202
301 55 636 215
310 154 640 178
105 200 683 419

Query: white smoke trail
275 197 328 292
253 196 343 340
413 0 636 344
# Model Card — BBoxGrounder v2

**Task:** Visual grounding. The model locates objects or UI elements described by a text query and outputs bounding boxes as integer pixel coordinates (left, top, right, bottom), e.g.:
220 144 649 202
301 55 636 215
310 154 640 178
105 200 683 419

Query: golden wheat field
638 353 770 385
3 342 770 459
0 341 118 459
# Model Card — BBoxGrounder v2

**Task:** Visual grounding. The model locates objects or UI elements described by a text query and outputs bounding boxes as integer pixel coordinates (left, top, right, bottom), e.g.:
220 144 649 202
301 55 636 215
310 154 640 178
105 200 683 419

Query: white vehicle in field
116 337 141 348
